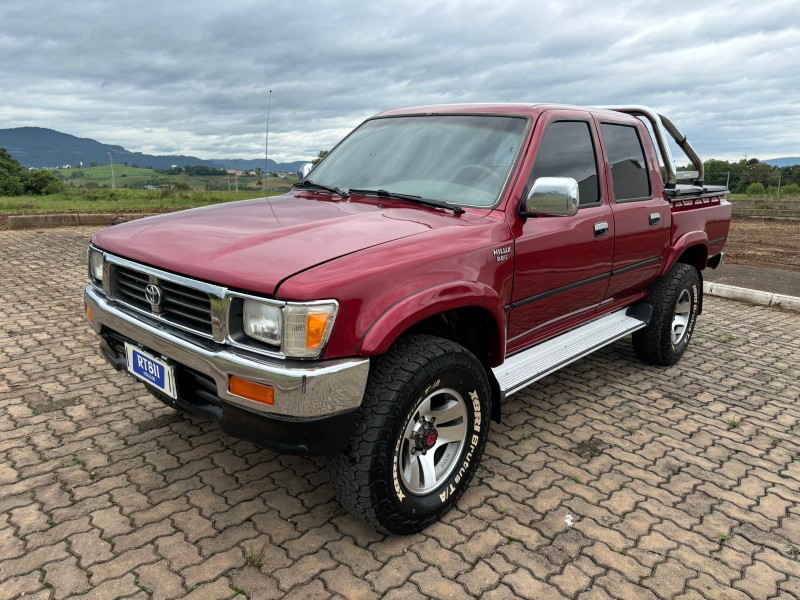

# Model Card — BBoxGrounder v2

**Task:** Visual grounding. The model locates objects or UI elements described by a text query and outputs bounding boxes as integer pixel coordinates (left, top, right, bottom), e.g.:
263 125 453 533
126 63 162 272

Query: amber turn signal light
229 376 274 406
306 313 330 350
85 303 95 324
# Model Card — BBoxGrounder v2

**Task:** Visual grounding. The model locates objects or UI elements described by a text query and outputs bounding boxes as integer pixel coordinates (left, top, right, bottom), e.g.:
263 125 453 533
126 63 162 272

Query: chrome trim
104 252 223 342
105 252 231 297
85 286 369 418
90 247 339 360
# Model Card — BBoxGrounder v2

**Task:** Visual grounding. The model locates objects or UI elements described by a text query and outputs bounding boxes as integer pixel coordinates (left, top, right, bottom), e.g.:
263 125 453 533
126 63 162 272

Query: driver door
507 111 614 354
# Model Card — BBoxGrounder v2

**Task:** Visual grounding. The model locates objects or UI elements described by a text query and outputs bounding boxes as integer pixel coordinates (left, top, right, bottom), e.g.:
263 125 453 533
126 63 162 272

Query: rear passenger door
508 111 614 353
597 119 670 305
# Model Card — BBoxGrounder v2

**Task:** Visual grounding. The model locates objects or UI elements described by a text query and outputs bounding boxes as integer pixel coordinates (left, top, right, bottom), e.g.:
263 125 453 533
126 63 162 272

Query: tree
746 182 766 195
311 150 329 166
0 175 23 195
0 147 21 178
0 147 62 195
22 169 64 195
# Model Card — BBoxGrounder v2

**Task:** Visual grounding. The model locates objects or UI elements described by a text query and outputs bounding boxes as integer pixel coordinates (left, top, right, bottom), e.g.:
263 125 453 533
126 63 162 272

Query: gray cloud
0 0 797 162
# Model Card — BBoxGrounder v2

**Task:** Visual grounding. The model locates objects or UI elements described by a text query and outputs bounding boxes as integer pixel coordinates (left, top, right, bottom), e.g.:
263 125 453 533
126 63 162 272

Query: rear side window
529 121 600 206
601 123 651 201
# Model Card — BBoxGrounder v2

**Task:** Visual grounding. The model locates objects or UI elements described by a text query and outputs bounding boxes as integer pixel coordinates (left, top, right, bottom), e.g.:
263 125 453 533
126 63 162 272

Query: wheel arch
661 232 709 276
357 282 507 423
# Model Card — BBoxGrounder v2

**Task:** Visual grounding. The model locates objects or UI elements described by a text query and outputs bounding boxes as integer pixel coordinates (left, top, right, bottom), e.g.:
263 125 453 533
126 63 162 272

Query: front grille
112 265 214 337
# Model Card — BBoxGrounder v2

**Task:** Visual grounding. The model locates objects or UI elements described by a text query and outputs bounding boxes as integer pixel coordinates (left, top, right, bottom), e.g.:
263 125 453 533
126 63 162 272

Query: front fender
357 281 506 360
660 231 709 276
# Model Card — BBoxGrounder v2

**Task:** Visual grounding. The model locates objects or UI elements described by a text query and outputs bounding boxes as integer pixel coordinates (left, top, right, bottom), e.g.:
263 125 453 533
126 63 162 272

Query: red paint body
92 104 731 366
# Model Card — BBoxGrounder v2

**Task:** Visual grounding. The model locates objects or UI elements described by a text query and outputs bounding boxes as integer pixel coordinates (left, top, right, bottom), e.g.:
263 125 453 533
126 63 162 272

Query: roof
373 103 641 123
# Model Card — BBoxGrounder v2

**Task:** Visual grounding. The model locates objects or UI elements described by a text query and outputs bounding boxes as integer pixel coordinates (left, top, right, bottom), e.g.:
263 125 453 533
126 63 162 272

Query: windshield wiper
293 180 349 198
348 188 464 214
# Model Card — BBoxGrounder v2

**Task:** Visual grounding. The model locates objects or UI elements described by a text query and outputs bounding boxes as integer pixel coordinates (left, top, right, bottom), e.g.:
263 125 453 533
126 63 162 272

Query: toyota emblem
145 283 163 311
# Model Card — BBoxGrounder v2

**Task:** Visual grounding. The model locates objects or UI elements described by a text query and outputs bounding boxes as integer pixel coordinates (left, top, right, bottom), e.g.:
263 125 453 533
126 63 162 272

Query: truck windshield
307 115 528 208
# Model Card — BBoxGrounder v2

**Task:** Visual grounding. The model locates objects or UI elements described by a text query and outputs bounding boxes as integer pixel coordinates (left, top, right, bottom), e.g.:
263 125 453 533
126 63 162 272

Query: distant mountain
0 127 308 172
764 157 800 167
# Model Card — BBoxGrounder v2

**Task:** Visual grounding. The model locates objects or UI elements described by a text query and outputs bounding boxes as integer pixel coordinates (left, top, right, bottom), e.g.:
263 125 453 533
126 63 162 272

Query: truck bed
668 186 732 264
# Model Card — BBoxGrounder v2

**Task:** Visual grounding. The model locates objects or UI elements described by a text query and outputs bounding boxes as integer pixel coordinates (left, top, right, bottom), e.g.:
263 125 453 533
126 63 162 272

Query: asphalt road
704 263 800 297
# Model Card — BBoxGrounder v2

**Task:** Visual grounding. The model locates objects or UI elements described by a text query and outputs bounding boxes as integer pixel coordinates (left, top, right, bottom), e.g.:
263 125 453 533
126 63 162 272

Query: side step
493 306 651 398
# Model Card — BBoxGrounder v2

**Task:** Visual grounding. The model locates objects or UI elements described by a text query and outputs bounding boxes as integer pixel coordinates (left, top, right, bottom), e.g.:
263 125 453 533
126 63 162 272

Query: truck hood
92 193 486 295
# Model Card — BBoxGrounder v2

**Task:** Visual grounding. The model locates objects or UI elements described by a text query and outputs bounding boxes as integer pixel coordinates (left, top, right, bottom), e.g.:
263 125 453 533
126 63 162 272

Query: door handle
594 221 609 237
649 212 661 226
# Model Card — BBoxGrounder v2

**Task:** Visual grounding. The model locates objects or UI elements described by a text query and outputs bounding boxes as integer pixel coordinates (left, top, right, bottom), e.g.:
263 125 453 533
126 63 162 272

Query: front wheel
330 335 491 534
633 263 700 366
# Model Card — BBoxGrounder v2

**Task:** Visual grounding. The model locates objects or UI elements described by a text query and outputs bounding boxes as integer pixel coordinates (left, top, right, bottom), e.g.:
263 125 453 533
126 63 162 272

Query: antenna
264 89 272 192
108 152 116 189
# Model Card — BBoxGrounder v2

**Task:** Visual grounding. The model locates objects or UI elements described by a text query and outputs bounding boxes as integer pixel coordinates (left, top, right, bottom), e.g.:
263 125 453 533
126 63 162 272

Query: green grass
0 188 280 215
729 193 800 202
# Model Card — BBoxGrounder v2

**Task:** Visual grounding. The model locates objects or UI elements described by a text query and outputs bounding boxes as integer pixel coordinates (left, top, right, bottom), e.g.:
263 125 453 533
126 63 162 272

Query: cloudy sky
0 0 797 162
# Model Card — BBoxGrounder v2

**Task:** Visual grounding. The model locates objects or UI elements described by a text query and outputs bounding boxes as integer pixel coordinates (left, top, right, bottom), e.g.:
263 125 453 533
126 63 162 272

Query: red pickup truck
85 104 730 533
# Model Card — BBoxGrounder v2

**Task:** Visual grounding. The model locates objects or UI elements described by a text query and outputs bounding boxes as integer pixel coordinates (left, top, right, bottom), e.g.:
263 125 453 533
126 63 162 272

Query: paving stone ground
1 226 799 600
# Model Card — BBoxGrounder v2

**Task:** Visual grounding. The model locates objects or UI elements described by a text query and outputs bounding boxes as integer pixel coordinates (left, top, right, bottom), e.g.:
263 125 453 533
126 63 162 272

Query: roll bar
600 106 704 188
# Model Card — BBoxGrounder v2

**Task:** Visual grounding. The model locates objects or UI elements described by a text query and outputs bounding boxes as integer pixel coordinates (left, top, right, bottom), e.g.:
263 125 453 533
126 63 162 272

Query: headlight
241 299 338 358
243 301 282 346
88 247 104 283
283 303 338 358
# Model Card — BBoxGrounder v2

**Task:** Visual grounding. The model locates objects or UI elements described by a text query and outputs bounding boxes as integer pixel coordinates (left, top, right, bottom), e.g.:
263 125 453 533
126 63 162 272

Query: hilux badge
493 246 511 262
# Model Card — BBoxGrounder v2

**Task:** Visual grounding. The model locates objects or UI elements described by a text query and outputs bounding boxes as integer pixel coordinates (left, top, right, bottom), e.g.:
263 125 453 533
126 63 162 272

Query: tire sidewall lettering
389 368 486 516
673 280 699 350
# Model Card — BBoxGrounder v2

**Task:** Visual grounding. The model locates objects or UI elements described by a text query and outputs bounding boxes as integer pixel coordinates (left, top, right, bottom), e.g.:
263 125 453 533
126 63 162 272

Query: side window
529 121 600 206
601 123 651 201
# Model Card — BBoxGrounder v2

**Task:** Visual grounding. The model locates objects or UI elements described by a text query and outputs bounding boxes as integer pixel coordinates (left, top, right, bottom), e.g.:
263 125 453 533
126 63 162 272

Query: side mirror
298 163 314 179
523 177 579 217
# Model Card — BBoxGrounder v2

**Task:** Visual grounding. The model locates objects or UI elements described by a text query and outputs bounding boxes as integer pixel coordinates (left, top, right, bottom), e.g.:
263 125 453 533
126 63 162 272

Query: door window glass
529 121 600 206
601 123 651 201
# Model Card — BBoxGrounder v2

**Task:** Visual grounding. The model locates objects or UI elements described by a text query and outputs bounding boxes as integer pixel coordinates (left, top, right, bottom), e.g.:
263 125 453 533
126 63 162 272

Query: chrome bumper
84 286 369 419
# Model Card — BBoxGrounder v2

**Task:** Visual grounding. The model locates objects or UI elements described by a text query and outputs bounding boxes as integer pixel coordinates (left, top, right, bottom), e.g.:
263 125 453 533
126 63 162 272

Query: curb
8 213 156 230
704 282 800 312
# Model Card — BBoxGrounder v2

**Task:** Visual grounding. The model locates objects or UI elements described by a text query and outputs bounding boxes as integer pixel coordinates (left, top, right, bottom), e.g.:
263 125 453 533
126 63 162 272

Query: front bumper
85 286 370 453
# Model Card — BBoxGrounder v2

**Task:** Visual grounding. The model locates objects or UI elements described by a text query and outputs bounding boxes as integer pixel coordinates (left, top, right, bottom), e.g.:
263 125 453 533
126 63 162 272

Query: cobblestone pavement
1 226 800 600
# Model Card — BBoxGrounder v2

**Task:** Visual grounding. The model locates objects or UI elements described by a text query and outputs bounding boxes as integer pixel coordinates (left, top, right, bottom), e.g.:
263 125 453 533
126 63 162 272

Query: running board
493 306 651 398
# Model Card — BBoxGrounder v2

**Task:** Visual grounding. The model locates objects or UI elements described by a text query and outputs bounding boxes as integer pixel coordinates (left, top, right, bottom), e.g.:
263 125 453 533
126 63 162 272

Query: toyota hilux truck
84 104 731 533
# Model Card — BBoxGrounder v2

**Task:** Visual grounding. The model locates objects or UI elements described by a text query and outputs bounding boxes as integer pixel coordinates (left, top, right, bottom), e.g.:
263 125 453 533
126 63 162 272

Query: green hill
0 126 309 172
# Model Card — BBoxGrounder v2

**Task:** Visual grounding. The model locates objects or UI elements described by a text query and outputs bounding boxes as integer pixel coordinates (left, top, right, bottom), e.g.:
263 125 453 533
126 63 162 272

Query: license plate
125 343 177 399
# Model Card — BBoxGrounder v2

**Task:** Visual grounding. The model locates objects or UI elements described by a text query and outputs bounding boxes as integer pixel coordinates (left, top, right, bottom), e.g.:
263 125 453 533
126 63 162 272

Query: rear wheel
330 335 491 534
633 263 700 366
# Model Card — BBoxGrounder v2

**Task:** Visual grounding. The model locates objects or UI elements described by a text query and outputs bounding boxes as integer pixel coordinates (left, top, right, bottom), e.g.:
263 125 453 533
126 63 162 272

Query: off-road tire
633 263 700 366
330 334 492 534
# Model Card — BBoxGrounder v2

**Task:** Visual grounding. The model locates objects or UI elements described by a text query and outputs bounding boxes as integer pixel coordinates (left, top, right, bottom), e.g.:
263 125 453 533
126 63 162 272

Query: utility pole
726 171 730 189
234 159 238 193
227 172 231 192
108 152 116 189
778 172 782 194
264 89 272 192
